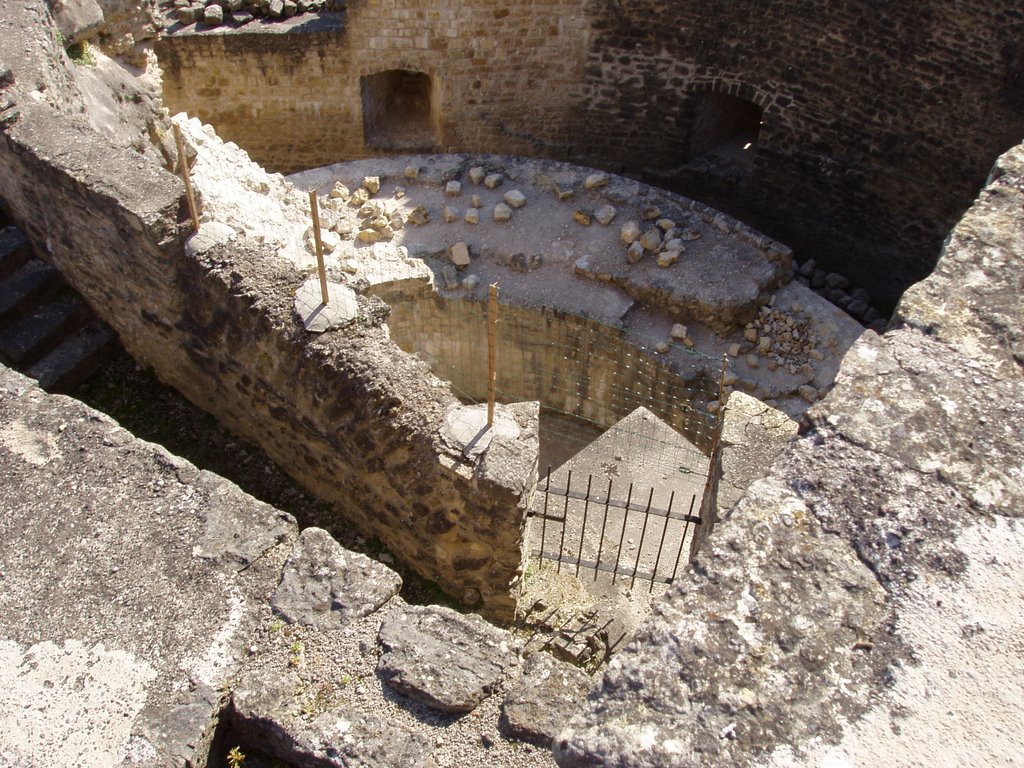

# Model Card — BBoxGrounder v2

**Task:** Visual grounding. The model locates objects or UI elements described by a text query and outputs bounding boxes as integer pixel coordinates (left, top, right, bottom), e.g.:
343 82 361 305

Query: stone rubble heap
162 0 344 29
795 257 886 332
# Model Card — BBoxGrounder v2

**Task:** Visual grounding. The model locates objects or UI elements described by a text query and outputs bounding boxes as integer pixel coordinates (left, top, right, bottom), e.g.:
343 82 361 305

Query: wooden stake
487 282 499 427
172 123 200 233
308 190 329 305
710 353 728 455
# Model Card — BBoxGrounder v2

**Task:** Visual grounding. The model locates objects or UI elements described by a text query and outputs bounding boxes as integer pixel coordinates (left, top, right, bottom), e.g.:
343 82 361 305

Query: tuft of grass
226 746 245 768
67 41 97 67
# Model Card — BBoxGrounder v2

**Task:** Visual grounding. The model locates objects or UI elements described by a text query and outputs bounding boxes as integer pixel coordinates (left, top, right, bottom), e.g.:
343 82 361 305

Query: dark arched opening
360 69 439 151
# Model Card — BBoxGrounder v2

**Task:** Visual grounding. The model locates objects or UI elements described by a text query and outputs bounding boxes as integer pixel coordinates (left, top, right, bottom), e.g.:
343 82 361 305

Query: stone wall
0 42 538 618
386 295 720 454
155 0 1024 309
155 0 589 173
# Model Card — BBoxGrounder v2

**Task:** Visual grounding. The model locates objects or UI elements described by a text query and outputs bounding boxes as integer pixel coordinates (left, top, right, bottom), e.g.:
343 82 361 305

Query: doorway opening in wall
685 92 764 185
361 69 439 152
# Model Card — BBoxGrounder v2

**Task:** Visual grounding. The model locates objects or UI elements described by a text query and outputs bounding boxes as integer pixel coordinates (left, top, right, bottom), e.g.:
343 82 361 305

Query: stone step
26 319 118 393
0 257 61 325
0 292 89 366
0 225 31 280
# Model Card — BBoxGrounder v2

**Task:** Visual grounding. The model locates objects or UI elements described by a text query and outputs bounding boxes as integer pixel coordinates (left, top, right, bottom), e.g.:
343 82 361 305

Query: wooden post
487 282 499 427
308 190 329 306
711 353 728 453
172 123 200 234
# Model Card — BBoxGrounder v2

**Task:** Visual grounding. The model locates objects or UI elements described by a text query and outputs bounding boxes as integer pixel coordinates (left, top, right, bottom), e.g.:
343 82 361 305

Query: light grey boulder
500 652 593 747
271 527 402 629
377 604 514 713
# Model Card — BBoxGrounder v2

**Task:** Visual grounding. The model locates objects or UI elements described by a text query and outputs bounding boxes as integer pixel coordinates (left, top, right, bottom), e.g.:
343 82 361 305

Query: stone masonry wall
156 1 1024 310
0 83 538 620
570 0 1024 309
387 294 720 453
156 0 590 173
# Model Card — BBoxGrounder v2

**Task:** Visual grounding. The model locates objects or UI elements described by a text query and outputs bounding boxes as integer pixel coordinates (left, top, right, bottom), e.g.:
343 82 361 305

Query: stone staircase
0 217 117 393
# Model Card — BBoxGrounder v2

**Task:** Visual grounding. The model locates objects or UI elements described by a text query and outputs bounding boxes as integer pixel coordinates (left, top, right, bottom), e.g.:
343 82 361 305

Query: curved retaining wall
386 295 721 454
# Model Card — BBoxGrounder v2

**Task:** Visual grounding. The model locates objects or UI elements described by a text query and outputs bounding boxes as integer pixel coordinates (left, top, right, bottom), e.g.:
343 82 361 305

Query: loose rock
494 203 513 223
504 189 527 208
377 605 514 714
270 527 402 630
450 242 471 267
595 205 617 226
620 221 641 244
499 652 592 748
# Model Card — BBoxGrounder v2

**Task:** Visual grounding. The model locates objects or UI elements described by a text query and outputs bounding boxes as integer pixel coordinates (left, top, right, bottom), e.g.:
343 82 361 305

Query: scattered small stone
713 213 733 232
407 206 430 225
388 211 404 231
825 272 850 290
746 354 760 369
493 203 513 223
445 180 462 197
758 336 772 353
680 227 702 241
471 194 482 208
463 274 480 291
639 228 662 251
664 238 684 251
484 173 504 189
595 204 617 225
465 208 479 225
393 186 406 199
573 209 592 226
657 251 679 267
362 176 381 194
442 264 460 289
555 184 575 200
443 206 460 223
357 229 380 243
349 187 370 207
504 189 527 208
641 206 661 221
798 384 819 403
450 242 471 267
809 348 825 361
329 182 350 200
656 218 675 232
744 328 758 343
583 172 609 189
404 165 420 180
655 341 670 354
723 371 738 387
671 324 688 340
620 221 641 244
626 241 644 263
728 343 742 357
203 4 224 24
798 259 816 278
468 167 485 185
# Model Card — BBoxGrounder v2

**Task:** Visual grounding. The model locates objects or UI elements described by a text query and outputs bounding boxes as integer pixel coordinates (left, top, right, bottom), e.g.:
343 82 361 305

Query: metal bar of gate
576 475 593 578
